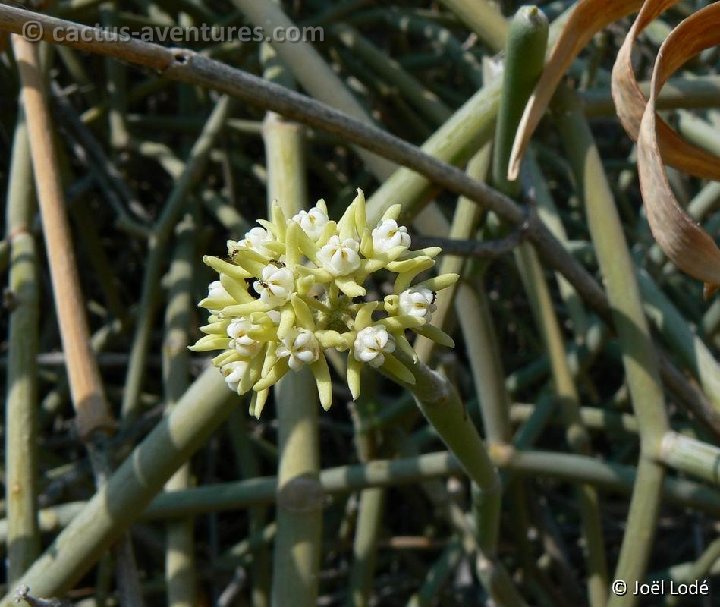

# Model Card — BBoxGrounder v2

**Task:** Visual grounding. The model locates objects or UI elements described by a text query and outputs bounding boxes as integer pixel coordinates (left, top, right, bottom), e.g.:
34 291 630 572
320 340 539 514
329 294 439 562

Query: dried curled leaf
612 0 720 180
636 2 720 293
507 0 643 180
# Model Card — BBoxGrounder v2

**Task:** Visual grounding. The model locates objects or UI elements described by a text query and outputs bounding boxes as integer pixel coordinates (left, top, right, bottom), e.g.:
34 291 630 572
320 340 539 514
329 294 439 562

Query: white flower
227 317 261 358
399 287 436 321
276 329 320 370
207 280 230 300
253 264 295 307
372 219 410 254
292 205 329 240
317 235 361 276
221 360 248 392
354 325 395 367
205 280 231 312
235 226 274 257
267 309 281 325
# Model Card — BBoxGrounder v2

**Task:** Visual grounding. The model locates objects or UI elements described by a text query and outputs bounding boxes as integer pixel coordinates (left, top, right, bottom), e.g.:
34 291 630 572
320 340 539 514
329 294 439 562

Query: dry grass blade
612 0 720 180
637 2 720 293
507 0 643 180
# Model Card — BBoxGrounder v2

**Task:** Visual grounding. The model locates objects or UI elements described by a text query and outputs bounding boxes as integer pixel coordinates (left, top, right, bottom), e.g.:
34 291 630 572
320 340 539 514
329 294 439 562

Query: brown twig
12 34 114 440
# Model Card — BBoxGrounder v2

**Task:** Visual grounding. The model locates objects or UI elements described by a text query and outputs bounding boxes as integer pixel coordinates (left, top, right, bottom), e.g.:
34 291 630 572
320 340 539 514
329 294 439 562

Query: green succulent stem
5 109 40 585
555 85 669 607
263 56 322 604
392 350 526 606
0 368 234 606
491 5 548 196
163 215 198 607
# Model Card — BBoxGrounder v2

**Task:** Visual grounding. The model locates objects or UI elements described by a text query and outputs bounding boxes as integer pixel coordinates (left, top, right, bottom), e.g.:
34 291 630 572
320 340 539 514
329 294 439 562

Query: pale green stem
556 87 669 607
101 1 129 153
5 110 40 584
162 215 197 607
523 150 590 339
492 13 607 607
491 5 548 197
365 81 500 225
510 404 639 435
658 432 720 486
0 368 234 606
393 352 526 606
6 445 720 537
263 57 322 604
455 283 511 447
347 487 384 607
346 379 386 607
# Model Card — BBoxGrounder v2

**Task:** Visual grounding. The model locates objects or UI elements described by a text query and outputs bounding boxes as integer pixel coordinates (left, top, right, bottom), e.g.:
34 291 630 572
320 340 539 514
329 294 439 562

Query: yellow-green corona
190 189 458 417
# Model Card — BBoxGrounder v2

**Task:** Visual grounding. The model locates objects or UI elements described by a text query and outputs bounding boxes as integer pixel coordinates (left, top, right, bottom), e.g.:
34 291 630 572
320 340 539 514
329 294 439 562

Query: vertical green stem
5 110 40 585
555 87 669 607
347 486 384 607
101 1 129 153
163 215 197 607
263 78 322 606
491 5 548 197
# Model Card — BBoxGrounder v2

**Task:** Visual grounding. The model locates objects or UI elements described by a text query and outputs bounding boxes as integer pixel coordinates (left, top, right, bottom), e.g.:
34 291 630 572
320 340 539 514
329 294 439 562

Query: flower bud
227 317 262 358
276 329 320 370
292 202 329 240
234 226 275 258
317 235 361 276
222 360 248 392
372 219 410 254
399 287 436 321
353 325 395 367
253 264 295 307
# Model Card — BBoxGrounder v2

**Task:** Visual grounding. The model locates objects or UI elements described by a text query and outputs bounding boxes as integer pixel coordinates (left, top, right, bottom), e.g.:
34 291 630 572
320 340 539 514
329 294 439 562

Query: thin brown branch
12 34 114 440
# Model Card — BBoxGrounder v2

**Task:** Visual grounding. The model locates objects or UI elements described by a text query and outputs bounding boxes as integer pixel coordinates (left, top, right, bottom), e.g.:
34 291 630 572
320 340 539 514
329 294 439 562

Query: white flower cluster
190 189 457 417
